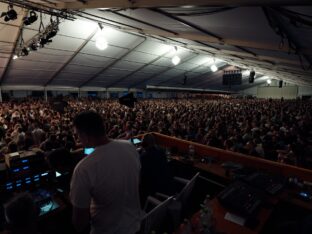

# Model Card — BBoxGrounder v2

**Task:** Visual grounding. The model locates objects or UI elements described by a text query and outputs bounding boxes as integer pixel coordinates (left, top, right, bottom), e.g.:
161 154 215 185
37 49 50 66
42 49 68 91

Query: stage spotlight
1 5 17 22
210 64 218 72
39 37 52 47
23 11 38 25
30 41 39 51
47 28 58 39
21 47 30 56
172 55 181 65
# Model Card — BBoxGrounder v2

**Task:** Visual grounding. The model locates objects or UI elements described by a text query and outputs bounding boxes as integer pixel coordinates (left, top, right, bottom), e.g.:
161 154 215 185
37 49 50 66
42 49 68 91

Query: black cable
278 7 312 19
274 7 312 27
164 7 237 17
39 12 44 32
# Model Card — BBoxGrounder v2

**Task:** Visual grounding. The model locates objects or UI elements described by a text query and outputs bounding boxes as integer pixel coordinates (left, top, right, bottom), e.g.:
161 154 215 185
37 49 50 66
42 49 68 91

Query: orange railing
147 132 312 182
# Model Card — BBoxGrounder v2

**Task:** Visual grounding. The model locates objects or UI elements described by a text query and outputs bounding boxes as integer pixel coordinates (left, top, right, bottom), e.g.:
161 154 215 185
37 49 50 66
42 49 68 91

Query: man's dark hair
142 133 156 148
73 111 106 137
4 192 38 229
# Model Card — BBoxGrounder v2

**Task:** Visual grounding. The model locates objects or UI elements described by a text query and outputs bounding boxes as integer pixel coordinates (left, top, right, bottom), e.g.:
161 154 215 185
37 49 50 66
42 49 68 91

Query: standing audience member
140 133 173 205
70 111 142 234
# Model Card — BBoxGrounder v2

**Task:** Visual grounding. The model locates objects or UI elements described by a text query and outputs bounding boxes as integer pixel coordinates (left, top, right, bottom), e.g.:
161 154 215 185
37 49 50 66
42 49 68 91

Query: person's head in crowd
73 111 107 147
142 133 156 149
46 148 73 174
4 192 39 234
7 141 17 153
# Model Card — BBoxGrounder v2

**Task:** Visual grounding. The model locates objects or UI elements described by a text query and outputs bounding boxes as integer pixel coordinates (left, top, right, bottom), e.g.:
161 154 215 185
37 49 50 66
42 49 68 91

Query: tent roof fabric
0 0 311 91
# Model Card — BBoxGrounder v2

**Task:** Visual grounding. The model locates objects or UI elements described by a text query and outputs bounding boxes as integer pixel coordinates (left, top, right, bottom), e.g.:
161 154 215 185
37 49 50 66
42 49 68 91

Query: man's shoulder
106 139 134 149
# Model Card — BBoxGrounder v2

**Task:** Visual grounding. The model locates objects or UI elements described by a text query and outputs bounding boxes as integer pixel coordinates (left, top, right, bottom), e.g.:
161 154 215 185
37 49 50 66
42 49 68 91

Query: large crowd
0 97 311 168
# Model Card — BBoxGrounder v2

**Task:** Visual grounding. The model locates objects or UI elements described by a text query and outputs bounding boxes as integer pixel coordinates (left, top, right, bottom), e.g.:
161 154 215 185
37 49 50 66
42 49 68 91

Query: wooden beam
59 0 312 9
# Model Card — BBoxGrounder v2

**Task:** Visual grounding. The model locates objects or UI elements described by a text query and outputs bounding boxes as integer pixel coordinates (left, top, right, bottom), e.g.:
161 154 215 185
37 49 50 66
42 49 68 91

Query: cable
278 7 312 19
163 7 237 17
274 7 312 27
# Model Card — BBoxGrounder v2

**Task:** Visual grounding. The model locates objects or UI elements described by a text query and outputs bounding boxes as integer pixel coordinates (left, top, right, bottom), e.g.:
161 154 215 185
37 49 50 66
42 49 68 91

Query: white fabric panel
45 35 85 51
156 68 185 78
257 86 298 99
135 41 173 55
298 86 312 96
10 59 63 70
123 51 158 63
113 72 152 86
71 53 114 67
152 57 174 67
96 68 131 79
22 28 40 42
4 79 47 85
90 29 141 48
112 60 144 71
175 62 200 71
61 64 102 74
57 19 97 39
140 65 167 74
81 42 128 58
5 69 54 79
24 49 73 63
49 80 82 86
51 73 91 80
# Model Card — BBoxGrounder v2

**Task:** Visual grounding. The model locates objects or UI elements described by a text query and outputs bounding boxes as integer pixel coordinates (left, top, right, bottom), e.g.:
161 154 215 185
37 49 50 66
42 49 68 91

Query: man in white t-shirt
70 111 142 234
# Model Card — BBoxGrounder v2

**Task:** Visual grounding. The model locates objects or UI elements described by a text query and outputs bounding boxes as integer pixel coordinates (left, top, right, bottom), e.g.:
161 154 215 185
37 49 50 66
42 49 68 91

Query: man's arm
72 206 90 233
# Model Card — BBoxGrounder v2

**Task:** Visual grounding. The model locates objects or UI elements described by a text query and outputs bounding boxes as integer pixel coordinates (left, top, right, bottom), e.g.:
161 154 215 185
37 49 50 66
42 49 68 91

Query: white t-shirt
70 140 142 234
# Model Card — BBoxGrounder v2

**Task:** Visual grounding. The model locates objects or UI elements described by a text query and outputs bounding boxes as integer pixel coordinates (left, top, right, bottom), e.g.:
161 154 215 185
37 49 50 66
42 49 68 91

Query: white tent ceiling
0 0 311 91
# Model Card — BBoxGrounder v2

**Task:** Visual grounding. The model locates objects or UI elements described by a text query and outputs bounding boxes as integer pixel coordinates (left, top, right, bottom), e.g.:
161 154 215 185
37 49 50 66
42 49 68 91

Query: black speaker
279 80 283 88
249 71 255 83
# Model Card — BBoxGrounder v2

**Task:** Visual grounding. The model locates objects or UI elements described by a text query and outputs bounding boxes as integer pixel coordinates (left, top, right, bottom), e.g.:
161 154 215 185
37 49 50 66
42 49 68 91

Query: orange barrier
151 132 312 182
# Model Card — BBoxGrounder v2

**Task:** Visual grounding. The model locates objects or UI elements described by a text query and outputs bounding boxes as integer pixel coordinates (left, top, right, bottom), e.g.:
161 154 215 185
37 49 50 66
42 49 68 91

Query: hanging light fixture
171 46 180 65
0 5 17 22
95 23 108 51
172 55 181 65
210 64 218 72
23 10 38 26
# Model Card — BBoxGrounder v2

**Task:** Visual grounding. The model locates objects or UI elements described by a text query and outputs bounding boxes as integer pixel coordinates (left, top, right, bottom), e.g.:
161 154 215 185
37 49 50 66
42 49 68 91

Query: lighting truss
0 0 75 20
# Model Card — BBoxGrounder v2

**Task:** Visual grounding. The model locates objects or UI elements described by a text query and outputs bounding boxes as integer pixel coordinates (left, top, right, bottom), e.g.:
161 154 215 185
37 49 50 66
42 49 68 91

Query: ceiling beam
119 27 312 55
79 38 146 87
58 0 312 9
44 28 98 86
